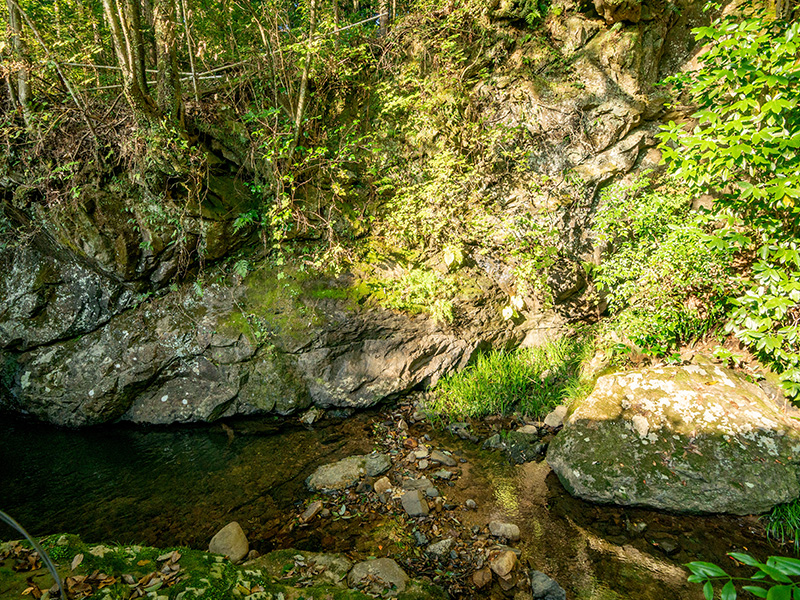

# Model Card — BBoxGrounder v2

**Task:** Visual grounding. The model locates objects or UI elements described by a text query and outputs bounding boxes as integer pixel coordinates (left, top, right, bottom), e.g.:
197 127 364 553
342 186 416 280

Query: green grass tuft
764 500 800 555
428 336 593 421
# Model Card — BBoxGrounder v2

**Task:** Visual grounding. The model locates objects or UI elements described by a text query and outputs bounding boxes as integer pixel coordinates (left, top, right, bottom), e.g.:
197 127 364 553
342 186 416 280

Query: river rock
473 567 493 588
402 477 433 491
374 476 392 495
547 363 800 514
347 558 410 596
489 549 517 577
429 449 457 466
426 538 455 558
529 570 567 600
483 431 546 464
365 452 391 477
306 456 363 491
489 521 521 542
543 405 568 429
208 521 249 563
401 490 430 517
299 501 323 523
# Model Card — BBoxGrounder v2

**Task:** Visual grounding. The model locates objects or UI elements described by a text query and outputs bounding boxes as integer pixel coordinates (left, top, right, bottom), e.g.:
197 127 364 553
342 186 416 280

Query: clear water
0 413 374 550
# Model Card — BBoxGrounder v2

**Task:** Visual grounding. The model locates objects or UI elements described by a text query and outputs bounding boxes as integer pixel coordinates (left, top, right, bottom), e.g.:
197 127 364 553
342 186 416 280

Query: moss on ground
1 536 444 600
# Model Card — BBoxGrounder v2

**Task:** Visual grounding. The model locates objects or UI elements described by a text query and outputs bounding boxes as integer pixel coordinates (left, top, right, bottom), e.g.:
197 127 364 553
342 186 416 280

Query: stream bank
0 397 784 600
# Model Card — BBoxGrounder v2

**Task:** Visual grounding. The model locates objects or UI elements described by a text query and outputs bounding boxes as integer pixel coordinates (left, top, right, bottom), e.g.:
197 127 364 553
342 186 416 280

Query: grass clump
764 500 800 555
429 336 593 420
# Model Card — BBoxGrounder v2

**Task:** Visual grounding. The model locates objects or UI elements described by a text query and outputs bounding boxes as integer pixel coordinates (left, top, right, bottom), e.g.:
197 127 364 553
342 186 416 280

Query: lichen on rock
547 362 800 514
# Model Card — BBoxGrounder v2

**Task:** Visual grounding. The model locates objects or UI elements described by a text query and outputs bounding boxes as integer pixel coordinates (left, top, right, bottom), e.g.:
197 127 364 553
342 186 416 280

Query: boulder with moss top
547 362 800 514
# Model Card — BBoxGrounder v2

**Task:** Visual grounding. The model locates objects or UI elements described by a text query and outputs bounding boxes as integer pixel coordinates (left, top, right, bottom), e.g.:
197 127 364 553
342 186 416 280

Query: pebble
355 480 372 494
430 449 457 467
414 447 430 459
398 419 408 431
426 538 455 558
425 487 440 498
299 501 323 523
433 469 453 480
413 530 429 546
465 499 477 509
529 570 567 600
374 476 392 495
489 521 521 542
472 567 493 588
401 490 430 517
404 438 418 449
489 549 517 577
418 459 429 470
320 509 331 517
543 405 568 429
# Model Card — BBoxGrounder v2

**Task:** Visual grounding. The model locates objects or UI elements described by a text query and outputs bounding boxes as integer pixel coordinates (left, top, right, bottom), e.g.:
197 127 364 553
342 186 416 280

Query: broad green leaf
721 580 737 600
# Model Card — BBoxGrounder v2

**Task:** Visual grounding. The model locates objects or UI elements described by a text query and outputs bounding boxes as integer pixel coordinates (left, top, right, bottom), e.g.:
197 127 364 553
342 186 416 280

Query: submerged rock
306 453 391 492
547 363 800 514
529 570 567 600
208 521 248 563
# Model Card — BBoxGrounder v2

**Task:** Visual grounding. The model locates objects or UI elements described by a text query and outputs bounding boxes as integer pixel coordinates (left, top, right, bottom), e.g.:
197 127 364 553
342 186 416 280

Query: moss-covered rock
547 362 800 514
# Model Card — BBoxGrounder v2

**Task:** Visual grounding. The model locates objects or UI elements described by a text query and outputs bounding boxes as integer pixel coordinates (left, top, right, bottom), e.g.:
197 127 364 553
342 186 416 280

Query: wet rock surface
547 363 800 514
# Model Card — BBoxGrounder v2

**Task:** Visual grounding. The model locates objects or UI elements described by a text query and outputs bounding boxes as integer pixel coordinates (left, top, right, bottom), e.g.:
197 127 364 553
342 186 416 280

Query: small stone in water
413 530 428 546
490 550 517 577
466 499 477 509
489 521 521 542
299 501 323 523
430 450 457 467
401 490 429 517
374 476 392 495
472 567 493 588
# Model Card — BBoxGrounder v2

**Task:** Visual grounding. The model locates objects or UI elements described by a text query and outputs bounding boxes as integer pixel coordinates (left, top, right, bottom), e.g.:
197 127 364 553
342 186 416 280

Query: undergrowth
428 336 594 420
764 500 800 556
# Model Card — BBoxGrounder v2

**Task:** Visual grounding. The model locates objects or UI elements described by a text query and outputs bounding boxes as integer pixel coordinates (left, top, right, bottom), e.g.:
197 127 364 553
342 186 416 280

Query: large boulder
547 363 800 514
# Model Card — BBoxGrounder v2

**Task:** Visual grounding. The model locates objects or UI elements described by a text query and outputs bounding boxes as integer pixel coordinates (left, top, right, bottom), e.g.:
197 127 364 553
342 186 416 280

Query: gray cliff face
1 265 525 426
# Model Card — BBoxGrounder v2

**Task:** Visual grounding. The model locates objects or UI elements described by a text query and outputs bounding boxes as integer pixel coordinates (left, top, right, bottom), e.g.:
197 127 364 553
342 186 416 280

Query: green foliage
765 500 800 555
593 173 736 356
429 336 593 420
380 267 457 323
658 5 800 396
686 552 800 600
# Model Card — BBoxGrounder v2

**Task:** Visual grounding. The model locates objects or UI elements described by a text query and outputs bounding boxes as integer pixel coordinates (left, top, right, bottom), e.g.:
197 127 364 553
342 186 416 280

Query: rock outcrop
547 363 800 514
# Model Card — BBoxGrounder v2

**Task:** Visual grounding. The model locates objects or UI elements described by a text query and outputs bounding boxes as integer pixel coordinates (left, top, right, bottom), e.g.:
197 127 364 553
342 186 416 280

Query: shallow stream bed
0 407 785 599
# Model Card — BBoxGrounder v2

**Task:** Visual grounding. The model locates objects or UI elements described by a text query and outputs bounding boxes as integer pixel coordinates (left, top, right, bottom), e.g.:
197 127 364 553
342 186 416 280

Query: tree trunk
6 0 32 126
290 0 317 161
102 0 157 119
379 0 388 36
154 0 182 122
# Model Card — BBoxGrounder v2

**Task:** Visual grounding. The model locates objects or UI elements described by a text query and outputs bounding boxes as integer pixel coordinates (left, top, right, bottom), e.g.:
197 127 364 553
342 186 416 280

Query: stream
0 404 784 599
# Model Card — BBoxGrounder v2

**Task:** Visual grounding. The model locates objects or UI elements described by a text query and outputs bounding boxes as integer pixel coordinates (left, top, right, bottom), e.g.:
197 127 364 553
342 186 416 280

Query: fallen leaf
137 559 151 566
71 553 84 571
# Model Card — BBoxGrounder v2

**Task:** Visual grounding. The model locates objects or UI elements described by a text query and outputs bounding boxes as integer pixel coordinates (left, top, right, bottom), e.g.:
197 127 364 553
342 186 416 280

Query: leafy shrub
593 173 737 356
687 552 800 599
429 336 593 420
658 5 800 396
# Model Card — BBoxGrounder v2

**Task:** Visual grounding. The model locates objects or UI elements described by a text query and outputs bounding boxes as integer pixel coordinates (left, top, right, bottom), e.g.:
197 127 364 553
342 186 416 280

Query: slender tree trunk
333 0 341 48
379 0 388 36
154 0 182 122
290 0 316 161
6 0 32 126
102 0 157 119
177 0 200 102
